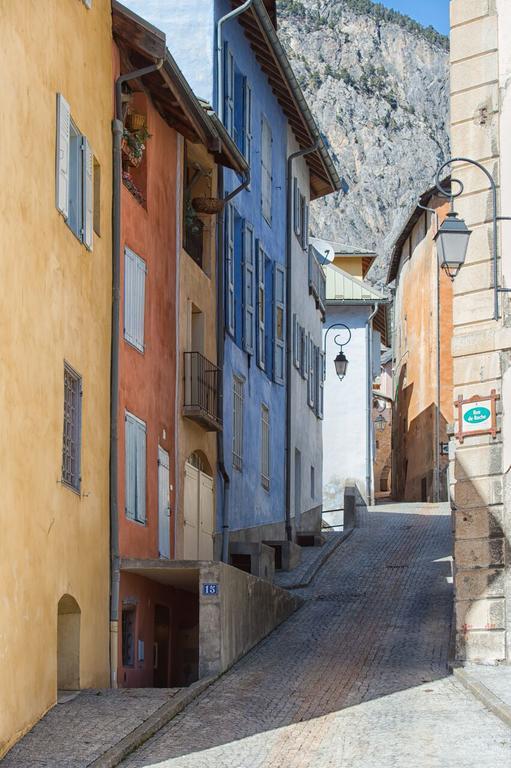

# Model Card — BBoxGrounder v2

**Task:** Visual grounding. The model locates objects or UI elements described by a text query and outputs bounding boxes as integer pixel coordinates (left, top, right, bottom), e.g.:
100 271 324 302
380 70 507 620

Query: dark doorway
153 604 170 687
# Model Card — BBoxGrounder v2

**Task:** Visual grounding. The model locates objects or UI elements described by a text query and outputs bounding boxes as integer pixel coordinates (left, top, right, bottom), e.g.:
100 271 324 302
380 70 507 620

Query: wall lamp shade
334 350 348 380
434 211 471 280
375 414 386 431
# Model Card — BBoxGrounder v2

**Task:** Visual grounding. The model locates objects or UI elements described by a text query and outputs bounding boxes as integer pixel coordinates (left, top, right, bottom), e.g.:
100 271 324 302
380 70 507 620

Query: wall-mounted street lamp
374 413 386 432
324 323 352 381
435 157 511 319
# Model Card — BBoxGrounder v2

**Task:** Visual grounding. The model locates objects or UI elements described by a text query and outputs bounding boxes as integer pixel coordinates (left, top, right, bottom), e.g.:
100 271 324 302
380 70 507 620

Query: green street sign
463 406 491 425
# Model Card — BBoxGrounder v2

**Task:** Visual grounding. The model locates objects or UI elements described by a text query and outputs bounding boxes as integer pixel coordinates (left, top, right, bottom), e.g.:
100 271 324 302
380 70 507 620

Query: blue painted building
125 0 339 554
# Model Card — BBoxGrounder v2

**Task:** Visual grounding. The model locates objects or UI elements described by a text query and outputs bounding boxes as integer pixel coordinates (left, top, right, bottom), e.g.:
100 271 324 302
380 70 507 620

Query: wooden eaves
230 0 341 199
112 1 248 176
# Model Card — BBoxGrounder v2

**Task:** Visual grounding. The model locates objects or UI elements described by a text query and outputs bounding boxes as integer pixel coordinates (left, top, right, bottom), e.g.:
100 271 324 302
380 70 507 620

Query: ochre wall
332 255 364 278
392 198 453 501
176 141 218 559
116 73 178 562
0 0 113 755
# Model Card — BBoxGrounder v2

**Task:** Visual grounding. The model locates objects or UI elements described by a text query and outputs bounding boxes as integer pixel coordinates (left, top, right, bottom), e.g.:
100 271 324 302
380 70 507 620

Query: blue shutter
224 44 234 136
124 247 146 352
256 242 266 370
292 314 300 369
136 419 146 523
244 81 252 164
273 263 286 385
225 204 235 336
243 222 255 354
261 117 272 224
82 137 93 251
56 93 70 219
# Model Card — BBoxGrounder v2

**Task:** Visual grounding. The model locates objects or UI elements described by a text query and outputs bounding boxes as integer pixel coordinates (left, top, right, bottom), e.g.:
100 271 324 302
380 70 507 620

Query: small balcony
308 246 326 317
183 352 222 432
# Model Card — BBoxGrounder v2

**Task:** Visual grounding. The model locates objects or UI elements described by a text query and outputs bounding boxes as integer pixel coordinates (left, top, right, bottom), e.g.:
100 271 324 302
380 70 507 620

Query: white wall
288 128 323 529
322 304 374 511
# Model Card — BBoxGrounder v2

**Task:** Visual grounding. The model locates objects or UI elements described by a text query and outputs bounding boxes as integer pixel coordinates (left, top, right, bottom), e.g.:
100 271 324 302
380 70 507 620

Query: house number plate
202 583 219 596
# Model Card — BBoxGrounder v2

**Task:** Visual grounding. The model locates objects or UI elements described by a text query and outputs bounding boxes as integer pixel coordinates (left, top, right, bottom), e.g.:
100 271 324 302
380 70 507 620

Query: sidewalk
453 663 511 729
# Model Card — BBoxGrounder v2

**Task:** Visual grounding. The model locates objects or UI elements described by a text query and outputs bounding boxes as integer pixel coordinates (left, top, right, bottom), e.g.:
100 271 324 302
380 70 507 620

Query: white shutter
56 93 70 219
125 413 136 519
136 420 146 523
243 222 255 354
224 44 234 136
225 205 235 336
273 263 286 385
318 350 325 419
124 247 146 352
83 0 92 8
244 81 252 164
82 137 93 250
257 242 266 370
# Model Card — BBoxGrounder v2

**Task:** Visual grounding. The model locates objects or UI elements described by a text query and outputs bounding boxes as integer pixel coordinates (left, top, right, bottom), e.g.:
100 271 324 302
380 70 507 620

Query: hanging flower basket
192 197 225 214
126 112 146 131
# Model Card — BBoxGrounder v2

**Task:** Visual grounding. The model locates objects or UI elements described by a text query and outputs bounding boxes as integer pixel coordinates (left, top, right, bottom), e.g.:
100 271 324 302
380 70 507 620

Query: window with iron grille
232 376 244 471
261 404 270 490
121 606 136 667
62 362 82 492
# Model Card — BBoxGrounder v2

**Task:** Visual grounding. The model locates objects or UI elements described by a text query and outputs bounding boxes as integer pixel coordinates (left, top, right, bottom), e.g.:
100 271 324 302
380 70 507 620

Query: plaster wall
392 200 452 502
117 76 178 563
288 130 323 530
0 0 112 755
322 305 372 510
449 0 511 662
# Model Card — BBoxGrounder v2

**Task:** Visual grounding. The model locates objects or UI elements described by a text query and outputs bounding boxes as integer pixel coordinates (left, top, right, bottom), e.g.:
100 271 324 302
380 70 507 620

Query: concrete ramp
199 561 302 677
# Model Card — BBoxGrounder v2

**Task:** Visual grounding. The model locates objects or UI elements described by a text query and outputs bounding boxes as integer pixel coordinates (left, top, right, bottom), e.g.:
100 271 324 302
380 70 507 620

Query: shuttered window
261 404 270 491
225 204 235 336
273 263 286 385
61 362 82 492
292 314 300 369
307 336 315 408
125 411 146 523
300 195 309 250
317 350 325 419
293 178 300 237
224 44 234 137
243 222 255 354
55 93 94 250
261 116 272 224
256 243 266 370
232 376 244 471
244 81 253 164
300 326 307 380
124 247 146 352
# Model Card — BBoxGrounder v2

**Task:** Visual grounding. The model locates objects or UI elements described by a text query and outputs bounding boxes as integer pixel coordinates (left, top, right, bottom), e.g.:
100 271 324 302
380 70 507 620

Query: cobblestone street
120 503 511 767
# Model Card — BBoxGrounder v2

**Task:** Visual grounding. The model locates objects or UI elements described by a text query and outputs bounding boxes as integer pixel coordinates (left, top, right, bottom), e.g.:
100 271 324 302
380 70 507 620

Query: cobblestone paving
121 504 511 768
1 689 181 768
273 530 346 589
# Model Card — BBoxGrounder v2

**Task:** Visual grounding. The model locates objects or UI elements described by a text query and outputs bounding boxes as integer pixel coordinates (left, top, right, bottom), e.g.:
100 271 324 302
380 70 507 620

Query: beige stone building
449 0 511 663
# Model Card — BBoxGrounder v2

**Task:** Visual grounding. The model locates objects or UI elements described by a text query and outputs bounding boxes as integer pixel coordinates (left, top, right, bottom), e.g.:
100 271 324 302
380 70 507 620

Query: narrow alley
116 503 510 768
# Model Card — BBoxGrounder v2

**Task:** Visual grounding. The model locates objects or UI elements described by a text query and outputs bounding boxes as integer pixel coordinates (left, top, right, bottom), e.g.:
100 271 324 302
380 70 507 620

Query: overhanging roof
324 262 389 345
386 179 451 284
231 0 340 199
112 2 249 175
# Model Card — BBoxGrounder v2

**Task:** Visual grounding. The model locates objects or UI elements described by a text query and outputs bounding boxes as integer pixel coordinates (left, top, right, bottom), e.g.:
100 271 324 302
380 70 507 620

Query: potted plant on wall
122 126 151 168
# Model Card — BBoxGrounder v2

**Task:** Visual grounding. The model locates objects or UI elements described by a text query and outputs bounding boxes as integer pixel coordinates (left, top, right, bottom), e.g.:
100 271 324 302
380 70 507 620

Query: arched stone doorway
57 594 81 690
184 451 214 559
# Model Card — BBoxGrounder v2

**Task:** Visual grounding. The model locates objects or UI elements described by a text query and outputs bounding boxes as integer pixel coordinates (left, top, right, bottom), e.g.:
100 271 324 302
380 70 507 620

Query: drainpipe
418 202 440 502
366 302 379 506
216 0 254 122
110 59 163 687
217 169 250 563
285 143 319 541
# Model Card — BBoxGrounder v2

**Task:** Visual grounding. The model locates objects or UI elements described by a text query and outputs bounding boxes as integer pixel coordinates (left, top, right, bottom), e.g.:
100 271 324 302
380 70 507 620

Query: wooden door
183 461 199 559
198 471 214 559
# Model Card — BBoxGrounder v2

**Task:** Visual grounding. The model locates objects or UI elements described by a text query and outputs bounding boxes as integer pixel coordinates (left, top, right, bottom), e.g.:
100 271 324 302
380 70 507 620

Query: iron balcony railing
183 351 222 431
308 246 326 316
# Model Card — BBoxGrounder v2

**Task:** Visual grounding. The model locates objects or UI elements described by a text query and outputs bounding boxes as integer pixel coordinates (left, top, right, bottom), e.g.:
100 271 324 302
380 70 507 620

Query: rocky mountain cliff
278 0 450 283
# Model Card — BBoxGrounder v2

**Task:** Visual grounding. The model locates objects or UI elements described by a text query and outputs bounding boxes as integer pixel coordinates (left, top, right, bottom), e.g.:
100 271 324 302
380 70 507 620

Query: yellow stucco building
0 0 112 755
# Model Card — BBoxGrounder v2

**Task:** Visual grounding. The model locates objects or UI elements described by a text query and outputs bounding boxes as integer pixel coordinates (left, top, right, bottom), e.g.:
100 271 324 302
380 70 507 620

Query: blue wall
217 0 287 532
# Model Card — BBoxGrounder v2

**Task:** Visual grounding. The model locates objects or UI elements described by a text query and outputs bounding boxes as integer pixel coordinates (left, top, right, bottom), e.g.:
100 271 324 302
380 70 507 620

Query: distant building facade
387 189 452 503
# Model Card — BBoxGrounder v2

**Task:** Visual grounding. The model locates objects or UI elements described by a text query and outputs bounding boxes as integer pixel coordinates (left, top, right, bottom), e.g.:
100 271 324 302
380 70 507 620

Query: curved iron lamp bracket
323 323 352 353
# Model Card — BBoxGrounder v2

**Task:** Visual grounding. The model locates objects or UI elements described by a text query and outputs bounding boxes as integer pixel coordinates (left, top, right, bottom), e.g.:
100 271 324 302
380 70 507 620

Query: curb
88 675 220 768
453 667 511 730
283 528 354 590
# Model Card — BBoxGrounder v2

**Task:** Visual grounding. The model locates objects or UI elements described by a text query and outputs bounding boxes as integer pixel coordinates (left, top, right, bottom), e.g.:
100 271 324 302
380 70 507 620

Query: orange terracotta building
111 3 247 688
387 187 453 502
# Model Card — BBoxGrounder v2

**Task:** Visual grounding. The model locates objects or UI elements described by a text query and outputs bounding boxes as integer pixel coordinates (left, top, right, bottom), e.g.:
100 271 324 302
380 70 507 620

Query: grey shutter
318 350 325 419
243 222 255 354
124 247 146 351
261 117 272 223
56 93 70 219
308 337 315 408
256 242 266 369
83 0 92 7
244 81 252 164
273 263 286 385
302 198 309 250
292 314 300 369
224 44 234 136
225 205 235 336
125 413 136 519
82 137 93 251
136 420 146 523
293 179 300 237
